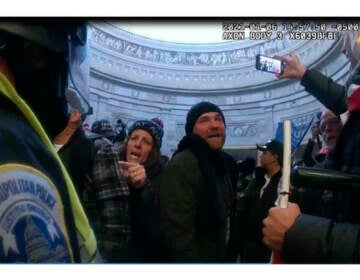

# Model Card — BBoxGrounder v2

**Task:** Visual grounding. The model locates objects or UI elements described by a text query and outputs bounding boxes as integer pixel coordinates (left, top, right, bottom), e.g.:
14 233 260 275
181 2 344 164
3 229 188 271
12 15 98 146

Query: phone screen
256 55 284 74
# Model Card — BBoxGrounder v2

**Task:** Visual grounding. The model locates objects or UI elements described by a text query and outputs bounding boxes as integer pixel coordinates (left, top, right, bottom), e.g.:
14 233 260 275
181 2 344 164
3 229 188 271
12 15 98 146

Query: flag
274 116 316 150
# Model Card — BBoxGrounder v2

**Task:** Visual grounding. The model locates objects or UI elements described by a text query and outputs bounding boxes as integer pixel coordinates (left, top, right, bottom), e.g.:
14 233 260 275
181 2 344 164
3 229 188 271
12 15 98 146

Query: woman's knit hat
128 119 164 149
185 101 225 135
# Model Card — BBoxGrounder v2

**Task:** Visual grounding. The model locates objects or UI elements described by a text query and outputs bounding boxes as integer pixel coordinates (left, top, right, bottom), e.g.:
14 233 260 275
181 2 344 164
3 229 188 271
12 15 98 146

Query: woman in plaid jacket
92 119 165 262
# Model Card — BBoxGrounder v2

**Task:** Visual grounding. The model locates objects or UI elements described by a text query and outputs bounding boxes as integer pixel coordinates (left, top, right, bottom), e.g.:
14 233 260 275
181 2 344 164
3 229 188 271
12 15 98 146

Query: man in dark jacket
239 140 283 263
159 101 237 262
296 109 343 219
262 30 360 263
53 109 99 240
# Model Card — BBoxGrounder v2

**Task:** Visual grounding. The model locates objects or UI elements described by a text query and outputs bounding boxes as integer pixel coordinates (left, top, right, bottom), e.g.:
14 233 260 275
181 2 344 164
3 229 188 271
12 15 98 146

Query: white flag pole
279 120 291 208
271 120 291 264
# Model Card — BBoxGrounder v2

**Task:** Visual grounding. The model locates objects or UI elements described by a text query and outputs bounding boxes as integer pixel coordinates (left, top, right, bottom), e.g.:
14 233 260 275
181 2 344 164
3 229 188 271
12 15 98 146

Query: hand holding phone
255 54 284 75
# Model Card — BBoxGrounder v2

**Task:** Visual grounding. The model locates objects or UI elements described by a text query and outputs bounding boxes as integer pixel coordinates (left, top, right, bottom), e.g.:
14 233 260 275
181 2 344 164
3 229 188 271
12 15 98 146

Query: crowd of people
1 21 360 264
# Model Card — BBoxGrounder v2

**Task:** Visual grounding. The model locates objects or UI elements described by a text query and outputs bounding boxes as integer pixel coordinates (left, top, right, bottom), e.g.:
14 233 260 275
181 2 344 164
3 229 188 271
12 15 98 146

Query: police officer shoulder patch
0 164 73 262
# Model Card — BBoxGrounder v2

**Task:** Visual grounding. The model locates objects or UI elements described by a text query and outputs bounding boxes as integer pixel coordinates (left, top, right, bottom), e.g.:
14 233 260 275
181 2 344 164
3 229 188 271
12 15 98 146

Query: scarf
174 134 233 227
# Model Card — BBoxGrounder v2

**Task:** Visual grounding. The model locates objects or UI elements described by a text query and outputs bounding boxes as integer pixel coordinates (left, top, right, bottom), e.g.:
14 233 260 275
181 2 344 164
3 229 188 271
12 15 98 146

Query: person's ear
273 153 279 164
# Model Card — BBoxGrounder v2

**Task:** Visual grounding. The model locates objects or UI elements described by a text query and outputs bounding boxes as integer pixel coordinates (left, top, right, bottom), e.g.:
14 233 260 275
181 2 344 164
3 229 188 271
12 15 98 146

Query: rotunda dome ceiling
87 19 354 156
89 19 348 94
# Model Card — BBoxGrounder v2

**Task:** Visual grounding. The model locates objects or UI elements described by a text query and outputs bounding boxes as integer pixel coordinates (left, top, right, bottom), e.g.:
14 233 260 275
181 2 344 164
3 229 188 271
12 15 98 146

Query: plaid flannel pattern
92 144 132 260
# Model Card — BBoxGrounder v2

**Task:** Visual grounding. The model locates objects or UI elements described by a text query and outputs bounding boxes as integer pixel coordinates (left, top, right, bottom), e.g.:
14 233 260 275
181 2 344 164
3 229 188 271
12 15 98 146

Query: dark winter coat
158 135 236 262
58 128 98 230
283 67 360 263
301 69 347 115
239 167 282 263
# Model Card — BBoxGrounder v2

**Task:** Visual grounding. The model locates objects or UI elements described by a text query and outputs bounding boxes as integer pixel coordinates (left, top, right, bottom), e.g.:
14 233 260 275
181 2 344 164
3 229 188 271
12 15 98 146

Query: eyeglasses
320 117 341 133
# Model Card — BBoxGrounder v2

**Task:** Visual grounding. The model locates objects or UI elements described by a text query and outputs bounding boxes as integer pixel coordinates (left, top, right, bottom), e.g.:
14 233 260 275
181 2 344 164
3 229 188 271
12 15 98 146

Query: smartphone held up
255 54 284 75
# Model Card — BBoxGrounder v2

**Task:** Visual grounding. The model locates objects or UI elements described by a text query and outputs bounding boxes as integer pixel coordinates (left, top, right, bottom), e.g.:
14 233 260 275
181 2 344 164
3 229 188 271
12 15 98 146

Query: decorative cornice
89 21 345 92
89 23 310 68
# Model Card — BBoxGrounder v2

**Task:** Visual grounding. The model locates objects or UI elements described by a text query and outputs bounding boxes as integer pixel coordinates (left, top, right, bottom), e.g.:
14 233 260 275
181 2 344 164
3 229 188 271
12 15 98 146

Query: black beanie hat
185 101 226 135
